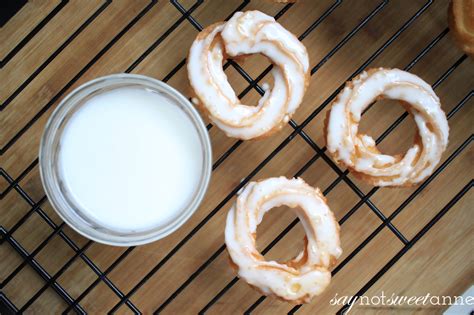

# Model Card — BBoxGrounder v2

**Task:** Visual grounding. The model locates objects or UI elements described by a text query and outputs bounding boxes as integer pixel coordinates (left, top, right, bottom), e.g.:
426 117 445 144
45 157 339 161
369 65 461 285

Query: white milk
58 87 203 232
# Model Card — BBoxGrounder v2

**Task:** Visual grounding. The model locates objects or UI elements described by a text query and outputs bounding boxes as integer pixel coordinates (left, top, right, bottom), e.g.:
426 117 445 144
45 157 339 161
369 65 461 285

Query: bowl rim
39 73 212 246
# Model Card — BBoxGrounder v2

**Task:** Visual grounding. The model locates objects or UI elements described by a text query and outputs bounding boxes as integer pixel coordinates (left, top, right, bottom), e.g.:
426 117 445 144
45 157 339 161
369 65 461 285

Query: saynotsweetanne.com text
330 291 474 314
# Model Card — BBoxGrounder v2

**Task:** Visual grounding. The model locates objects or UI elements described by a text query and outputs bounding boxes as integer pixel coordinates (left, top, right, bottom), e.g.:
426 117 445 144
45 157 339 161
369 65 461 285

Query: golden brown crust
226 178 340 304
187 14 310 140
448 0 474 57
324 106 420 188
188 69 309 141
323 70 425 188
227 254 239 272
228 249 315 304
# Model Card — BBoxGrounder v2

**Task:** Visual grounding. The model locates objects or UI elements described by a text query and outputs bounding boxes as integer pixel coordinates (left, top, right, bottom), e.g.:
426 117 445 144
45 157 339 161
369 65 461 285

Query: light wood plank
0 0 60 59
0 1 104 103
351 192 473 314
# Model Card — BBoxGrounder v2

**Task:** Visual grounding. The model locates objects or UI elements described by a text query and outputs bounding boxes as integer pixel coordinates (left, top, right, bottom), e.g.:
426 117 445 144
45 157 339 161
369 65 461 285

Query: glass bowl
39 74 212 246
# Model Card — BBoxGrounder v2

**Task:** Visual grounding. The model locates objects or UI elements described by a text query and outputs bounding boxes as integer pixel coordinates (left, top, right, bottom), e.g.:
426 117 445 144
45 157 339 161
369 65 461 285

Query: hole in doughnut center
359 98 417 156
256 205 305 264
225 54 274 106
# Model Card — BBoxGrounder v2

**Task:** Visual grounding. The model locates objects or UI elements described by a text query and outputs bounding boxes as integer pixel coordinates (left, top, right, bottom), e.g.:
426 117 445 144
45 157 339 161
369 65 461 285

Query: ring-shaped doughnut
325 68 449 187
448 0 474 57
187 10 310 140
225 177 342 303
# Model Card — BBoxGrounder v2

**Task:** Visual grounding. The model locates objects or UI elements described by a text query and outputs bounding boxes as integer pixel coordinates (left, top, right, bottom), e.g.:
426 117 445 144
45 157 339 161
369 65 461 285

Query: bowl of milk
39 74 212 246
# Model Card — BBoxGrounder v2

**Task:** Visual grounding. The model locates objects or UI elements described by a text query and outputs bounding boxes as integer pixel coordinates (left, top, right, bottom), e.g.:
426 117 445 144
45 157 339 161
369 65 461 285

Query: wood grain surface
1 0 473 314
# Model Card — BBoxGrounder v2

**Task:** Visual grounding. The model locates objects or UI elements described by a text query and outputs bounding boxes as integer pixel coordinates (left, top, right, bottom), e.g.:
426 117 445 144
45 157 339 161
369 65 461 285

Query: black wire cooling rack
1 0 472 314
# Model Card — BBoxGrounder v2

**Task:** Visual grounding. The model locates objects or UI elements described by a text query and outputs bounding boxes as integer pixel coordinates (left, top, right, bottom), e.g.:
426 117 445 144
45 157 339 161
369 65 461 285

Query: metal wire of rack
0 0 472 314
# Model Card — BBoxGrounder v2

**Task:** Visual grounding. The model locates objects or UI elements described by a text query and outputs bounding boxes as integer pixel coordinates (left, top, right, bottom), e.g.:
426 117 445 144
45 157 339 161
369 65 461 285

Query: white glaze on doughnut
326 68 449 186
187 11 309 139
225 177 341 303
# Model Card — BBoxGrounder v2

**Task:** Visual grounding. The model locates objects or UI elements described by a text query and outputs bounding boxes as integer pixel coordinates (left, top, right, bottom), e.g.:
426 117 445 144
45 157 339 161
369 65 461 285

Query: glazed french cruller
326 68 449 187
448 0 474 57
187 10 309 140
225 177 342 303
188 8 449 305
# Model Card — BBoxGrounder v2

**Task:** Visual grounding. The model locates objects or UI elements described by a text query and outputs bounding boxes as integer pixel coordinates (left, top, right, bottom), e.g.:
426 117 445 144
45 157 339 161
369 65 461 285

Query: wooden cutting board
1 0 472 314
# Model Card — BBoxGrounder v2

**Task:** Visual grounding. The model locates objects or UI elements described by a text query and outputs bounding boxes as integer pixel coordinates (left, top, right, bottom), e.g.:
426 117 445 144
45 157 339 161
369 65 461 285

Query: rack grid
1 0 472 314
